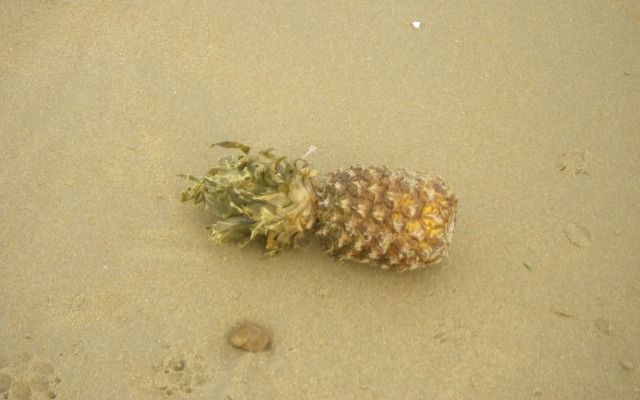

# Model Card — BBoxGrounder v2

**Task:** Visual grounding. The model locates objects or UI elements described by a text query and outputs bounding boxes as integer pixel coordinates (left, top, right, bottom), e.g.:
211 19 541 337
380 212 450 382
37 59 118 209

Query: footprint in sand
0 352 61 400
152 351 209 397
556 149 592 176
564 222 593 248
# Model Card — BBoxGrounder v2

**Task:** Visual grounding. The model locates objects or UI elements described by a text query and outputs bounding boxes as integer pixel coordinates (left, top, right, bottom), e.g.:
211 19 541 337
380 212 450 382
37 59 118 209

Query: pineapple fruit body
181 143 458 271
315 166 457 271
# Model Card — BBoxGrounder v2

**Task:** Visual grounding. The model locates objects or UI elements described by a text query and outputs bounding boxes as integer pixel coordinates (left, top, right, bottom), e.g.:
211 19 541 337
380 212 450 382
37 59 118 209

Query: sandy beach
1 1 639 398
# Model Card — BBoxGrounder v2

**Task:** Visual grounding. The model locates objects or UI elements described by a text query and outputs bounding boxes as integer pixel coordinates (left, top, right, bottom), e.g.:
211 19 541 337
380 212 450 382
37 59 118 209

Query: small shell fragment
411 21 421 29
229 323 270 352
302 145 317 159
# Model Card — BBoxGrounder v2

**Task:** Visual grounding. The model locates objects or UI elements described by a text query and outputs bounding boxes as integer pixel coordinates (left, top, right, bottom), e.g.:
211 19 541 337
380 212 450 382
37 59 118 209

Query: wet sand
1 1 639 398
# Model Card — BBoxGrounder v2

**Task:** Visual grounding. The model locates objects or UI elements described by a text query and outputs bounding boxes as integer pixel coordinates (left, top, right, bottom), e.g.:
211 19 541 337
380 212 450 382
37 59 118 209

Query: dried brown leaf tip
181 142 458 271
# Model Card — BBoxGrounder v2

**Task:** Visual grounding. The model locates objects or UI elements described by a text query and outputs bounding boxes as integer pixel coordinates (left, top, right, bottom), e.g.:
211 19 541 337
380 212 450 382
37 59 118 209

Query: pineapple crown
180 141 318 254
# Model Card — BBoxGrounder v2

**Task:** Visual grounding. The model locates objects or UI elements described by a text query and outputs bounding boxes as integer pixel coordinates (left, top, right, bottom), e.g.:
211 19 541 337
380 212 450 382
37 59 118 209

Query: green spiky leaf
180 142 318 254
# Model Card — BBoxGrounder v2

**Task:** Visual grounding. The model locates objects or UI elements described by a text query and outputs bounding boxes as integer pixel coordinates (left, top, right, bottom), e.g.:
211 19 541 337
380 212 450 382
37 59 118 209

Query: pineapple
180 141 317 254
181 142 458 271
315 166 457 271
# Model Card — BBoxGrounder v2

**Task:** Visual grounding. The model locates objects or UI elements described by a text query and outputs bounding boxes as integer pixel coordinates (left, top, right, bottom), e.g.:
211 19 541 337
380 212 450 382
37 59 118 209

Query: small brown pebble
229 323 270 352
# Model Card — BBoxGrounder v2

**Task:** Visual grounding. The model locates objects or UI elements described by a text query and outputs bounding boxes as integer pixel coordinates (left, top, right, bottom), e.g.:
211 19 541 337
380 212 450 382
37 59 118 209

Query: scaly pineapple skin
315 166 458 271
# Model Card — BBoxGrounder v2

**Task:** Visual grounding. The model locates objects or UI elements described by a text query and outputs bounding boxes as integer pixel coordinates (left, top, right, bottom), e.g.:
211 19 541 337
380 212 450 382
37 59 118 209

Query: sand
1 1 639 399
